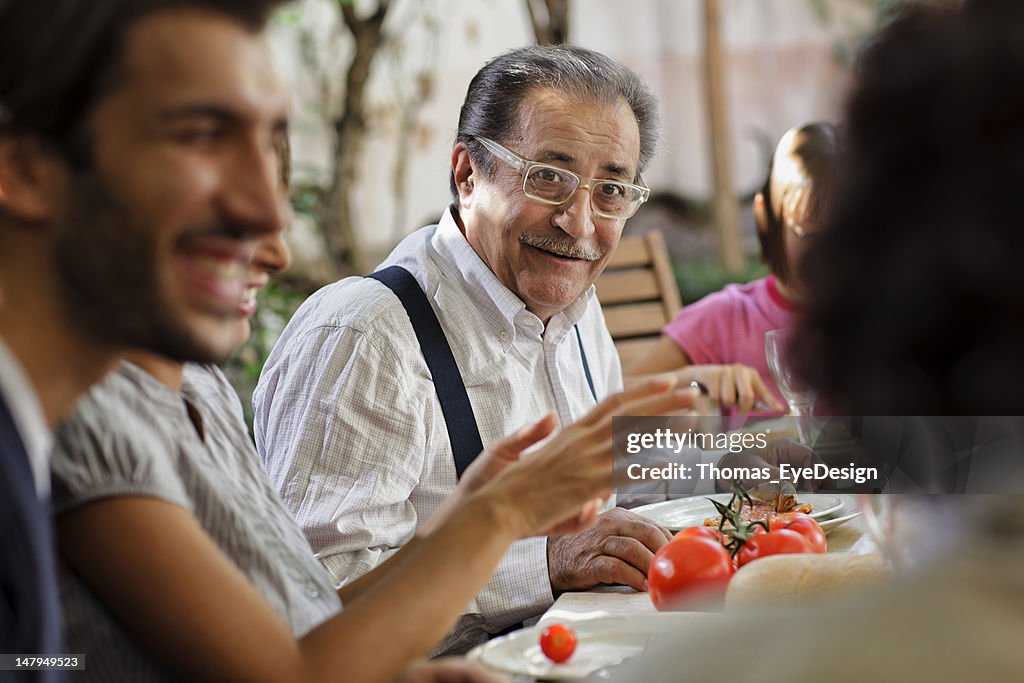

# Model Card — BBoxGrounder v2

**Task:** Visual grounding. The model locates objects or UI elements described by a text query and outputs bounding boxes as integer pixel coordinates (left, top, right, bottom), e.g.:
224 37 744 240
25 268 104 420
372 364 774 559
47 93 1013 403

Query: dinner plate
817 511 861 536
631 492 843 531
468 612 720 680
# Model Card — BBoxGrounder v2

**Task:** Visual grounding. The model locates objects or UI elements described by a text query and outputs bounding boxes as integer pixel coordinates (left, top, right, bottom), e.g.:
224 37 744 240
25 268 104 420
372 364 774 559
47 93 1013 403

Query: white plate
818 511 861 536
631 492 843 531
468 612 719 680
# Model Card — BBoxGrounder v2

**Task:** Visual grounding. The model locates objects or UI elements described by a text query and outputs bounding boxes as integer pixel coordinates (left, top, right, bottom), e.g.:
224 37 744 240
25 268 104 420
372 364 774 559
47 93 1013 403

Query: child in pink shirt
624 122 841 429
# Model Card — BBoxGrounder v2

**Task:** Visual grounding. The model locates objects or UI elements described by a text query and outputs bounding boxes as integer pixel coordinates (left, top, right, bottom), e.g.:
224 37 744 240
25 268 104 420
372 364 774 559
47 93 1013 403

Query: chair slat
603 302 668 337
594 269 660 304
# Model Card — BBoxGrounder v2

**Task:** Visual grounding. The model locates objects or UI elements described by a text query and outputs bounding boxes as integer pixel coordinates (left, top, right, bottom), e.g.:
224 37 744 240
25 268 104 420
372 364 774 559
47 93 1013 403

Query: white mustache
519 234 602 261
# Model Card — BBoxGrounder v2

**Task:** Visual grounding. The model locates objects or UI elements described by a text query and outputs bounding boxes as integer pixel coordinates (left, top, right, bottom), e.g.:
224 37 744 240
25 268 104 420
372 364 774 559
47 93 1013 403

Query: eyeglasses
473 136 650 220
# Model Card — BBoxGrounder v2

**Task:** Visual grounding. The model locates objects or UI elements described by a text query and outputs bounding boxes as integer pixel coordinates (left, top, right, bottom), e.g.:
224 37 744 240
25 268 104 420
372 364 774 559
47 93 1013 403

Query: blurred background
227 0 911 421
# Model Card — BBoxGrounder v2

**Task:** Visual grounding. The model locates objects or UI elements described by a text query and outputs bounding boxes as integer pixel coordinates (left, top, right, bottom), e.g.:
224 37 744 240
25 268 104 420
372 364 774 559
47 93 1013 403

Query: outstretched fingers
576 375 678 427
489 413 558 463
578 379 701 432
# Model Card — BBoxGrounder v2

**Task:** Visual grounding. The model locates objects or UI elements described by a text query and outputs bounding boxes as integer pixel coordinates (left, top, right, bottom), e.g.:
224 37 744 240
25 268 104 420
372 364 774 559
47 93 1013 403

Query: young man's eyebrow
156 105 289 136
156 104 242 124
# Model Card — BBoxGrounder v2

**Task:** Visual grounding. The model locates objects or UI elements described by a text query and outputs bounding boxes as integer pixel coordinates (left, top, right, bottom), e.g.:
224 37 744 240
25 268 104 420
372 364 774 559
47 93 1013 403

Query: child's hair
756 122 842 284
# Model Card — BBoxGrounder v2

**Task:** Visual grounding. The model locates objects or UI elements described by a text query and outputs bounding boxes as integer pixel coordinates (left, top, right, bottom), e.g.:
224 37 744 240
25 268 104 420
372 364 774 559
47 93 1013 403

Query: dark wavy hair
449 44 660 202
0 0 285 169
795 0 1024 414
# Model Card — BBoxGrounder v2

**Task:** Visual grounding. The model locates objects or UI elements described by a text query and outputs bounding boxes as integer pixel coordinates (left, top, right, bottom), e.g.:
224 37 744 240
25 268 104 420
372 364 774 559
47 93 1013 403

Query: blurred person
625 123 842 427
611 2 1024 681
0 0 288 670
253 44 684 654
795 39 1021 415
51 135 697 681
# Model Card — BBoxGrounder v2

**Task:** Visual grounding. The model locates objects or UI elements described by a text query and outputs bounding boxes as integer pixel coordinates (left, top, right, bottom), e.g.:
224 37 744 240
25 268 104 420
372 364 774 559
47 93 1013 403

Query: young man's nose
221 142 289 237
252 232 292 274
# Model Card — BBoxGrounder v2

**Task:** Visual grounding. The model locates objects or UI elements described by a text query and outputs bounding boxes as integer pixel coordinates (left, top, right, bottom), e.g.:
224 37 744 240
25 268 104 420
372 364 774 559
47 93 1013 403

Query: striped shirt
51 362 341 682
253 206 622 654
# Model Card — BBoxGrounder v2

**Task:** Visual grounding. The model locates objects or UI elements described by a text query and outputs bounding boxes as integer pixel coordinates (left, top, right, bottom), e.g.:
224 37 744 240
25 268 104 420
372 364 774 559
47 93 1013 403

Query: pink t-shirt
662 275 796 429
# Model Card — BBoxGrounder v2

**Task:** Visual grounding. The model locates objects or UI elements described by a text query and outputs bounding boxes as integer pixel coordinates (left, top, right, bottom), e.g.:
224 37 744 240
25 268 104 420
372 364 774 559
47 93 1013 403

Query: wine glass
856 494 962 574
764 328 816 444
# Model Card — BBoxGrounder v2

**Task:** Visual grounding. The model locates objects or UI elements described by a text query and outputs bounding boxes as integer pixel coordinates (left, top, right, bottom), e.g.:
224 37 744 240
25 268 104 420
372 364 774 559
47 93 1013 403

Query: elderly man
254 45 670 652
0 0 289 670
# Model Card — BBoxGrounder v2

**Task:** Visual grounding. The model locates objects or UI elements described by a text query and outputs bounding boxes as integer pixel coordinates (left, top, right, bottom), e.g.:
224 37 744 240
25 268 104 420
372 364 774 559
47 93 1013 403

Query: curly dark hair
796 0 1024 414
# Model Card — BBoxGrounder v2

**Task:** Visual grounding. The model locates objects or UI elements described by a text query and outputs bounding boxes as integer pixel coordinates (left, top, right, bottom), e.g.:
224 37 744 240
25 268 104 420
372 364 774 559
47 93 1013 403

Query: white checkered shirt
253 206 622 654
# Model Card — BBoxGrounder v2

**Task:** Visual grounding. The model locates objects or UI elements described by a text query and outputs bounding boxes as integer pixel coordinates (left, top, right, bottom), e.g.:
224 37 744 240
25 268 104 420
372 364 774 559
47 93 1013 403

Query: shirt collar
431 206 596 345
0 335 53 496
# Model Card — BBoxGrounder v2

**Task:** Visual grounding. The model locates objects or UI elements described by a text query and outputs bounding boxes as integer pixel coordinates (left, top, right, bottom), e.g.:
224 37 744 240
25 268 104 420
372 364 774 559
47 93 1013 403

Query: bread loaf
725 553 891 609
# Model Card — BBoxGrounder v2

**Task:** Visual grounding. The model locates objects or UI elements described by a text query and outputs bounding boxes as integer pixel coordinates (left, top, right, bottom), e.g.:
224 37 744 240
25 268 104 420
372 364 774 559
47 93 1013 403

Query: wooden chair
596 230 682 366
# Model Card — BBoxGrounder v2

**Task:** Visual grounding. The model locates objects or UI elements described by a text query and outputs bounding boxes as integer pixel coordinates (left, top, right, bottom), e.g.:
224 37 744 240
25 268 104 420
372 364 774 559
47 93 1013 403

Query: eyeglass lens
525 165 636 217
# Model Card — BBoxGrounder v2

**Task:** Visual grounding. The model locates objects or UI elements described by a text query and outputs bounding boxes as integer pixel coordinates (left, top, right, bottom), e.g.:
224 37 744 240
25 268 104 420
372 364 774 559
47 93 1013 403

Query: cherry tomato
539 624 577 663
770 513 827 554
648 536 733 611
736 528 811 567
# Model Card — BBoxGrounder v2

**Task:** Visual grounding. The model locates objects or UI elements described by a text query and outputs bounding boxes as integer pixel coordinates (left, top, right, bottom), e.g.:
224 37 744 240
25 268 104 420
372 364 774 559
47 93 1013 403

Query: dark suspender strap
367 266 483 479
575 324 597 403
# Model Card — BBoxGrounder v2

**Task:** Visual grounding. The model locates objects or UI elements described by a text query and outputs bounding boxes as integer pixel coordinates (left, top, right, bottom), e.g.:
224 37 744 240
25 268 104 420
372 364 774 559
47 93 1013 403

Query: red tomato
736 528 811 567
539 624 577 663
648 536 733 611
770 513 827 554
675 526 725 544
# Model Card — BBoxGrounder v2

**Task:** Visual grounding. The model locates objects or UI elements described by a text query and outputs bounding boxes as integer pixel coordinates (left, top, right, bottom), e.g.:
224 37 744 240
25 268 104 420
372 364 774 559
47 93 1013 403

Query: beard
53 170 233 365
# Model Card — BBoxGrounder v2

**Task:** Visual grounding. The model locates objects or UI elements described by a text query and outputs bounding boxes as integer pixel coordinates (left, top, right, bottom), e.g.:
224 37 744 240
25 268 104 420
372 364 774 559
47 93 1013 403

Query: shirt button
499 331 510 341
305 582 321 599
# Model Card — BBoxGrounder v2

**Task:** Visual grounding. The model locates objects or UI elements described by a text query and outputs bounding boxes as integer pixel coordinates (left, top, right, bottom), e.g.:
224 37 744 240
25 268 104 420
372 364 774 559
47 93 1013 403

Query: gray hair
450 44 661 201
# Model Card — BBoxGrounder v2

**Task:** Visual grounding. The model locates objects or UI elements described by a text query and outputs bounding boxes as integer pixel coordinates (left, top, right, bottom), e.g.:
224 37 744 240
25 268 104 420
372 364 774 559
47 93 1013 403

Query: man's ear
753 192 768 235
0 135 64 222
451 142 476 209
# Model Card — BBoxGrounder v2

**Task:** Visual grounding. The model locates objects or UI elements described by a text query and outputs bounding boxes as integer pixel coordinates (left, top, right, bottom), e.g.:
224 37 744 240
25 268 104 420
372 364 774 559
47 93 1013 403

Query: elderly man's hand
547 507 673 593
715 438 829 492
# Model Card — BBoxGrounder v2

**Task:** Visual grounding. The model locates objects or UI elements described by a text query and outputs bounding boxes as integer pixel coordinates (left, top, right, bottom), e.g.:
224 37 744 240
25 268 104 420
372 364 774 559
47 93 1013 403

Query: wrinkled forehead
511 87 641 178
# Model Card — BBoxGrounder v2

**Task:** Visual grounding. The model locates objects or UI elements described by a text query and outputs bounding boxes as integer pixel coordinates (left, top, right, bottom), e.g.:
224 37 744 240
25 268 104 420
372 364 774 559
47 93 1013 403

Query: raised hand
470 376 697 540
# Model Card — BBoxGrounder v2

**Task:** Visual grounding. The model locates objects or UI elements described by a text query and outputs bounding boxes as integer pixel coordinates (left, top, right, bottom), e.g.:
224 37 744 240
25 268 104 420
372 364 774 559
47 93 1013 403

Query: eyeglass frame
472 136 650 220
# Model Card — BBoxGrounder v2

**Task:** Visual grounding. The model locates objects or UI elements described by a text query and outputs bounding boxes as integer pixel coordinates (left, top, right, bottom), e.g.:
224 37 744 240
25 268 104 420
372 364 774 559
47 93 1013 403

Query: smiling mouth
175 235 258 311
240 286 259 306
519 234 601 261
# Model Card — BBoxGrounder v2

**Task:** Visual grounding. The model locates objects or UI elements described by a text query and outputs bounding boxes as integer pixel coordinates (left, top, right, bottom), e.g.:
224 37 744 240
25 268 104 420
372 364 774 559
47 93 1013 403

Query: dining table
469 495 873 682
538 512 866 629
